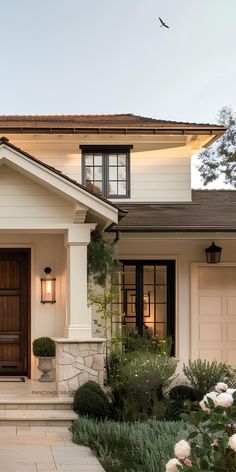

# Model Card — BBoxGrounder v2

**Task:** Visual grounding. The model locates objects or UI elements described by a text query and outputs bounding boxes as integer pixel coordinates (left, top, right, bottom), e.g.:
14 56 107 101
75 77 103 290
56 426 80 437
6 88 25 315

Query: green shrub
123 329 173 356
168 385 201 402
73 381 110 419
110 351 177 421
32 337 55 357
71 417 189 472
183 359 234 396
165 385 201 421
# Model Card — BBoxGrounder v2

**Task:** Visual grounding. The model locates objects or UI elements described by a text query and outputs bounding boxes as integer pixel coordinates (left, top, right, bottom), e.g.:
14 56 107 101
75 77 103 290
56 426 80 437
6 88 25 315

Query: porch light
41 267 56 304
205 242 222 264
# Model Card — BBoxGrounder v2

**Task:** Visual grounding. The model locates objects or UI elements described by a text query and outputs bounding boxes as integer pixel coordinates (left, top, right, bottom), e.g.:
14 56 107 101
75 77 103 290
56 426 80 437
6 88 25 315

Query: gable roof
109 190 236 232
0 137 118 224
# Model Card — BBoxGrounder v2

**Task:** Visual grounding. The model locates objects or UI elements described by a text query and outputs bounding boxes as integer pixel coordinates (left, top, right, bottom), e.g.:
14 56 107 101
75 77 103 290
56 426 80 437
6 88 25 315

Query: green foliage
88 289 123 378
183 359 233 396
89 290 123 340
32 337 55 357
165 385 201 421
88 230 121 287
198 106 236 187
110 351 178 421
71 418 189 472
168 385 201 402
169 388 236 472
123 329 173 356
73 381 110 420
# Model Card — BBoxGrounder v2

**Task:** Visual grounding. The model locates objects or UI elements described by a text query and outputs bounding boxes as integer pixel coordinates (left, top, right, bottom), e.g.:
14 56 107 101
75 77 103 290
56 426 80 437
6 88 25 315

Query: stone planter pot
37 357 55 382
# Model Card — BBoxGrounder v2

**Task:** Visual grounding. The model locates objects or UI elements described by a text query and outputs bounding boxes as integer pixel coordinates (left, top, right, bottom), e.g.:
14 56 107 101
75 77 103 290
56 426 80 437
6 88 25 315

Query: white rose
199 399 210 412
166 458 182 472
174 440 191 459
227 388 236 395
215 382 228 393
228 433 236 452
199 391 217 412
205 391 218 403
215 392 233 408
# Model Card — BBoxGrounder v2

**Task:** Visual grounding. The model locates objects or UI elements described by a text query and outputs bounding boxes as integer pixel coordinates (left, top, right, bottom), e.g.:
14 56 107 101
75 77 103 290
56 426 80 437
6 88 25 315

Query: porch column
64 224 96 339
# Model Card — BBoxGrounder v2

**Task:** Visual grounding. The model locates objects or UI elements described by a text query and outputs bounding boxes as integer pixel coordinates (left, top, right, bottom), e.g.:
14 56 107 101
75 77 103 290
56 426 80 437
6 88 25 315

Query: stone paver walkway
0 425 105 472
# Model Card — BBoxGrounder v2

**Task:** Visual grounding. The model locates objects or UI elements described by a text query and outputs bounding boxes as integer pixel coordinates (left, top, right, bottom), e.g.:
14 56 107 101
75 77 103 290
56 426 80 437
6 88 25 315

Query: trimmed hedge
73 381 110 419
32 337 55 357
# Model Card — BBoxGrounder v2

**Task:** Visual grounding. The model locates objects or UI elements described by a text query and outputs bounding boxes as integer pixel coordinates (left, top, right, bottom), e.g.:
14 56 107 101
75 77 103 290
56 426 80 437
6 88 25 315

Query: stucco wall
0 233 66 378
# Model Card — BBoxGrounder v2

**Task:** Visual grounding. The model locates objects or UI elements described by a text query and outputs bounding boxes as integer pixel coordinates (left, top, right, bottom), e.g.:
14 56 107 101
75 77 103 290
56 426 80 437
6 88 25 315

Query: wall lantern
205 242 222 264
41 267 56 304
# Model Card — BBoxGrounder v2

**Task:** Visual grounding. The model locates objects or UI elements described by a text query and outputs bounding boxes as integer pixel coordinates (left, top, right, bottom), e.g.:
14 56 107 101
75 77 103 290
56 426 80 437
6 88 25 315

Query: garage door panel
227 323 236 341
199 349 222 362
198 268 236 290
199 296 222 315
228 297 236 315
226 350 236 365
199 323 222 341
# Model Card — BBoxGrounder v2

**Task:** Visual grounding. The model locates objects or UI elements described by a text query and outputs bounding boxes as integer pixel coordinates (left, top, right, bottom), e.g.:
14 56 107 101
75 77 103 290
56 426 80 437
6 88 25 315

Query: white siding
0 165 74 224
7 137 192 203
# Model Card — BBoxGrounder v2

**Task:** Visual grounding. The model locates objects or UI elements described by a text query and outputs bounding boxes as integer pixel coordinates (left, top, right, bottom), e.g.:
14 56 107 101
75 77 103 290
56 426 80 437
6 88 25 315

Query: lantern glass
205 242 222 264
41 268 56 304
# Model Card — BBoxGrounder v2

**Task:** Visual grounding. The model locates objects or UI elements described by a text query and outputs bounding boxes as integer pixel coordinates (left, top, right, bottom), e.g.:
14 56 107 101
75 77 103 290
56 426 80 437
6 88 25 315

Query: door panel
0 250 30 375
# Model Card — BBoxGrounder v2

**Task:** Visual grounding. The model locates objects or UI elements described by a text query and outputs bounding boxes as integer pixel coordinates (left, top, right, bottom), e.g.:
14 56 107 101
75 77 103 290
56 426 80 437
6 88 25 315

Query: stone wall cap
52 337 106 343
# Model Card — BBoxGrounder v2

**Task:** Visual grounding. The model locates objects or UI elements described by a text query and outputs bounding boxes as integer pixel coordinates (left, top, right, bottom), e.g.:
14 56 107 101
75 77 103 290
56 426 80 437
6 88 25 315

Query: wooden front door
0 250 30 376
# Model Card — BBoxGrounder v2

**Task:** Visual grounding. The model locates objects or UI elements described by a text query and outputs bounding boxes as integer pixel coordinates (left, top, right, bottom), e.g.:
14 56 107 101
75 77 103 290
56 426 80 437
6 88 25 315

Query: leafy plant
165 385 201 421
73 381 110 419
168 385 201 402
32 336 55 357
88 230 121 287
198 106 236 187
71 417 189 472
166 383 236 472
183 359 234 396
110 351 178 421
89 289 123 377
123 328 173 356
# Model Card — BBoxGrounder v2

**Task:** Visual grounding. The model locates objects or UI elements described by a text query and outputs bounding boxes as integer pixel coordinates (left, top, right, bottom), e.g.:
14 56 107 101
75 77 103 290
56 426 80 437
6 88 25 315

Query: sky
0 0 235 187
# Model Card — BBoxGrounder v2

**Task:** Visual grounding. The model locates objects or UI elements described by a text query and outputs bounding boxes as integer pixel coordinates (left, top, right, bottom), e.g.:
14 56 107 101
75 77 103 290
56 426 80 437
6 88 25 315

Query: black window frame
80 145 132 199
119 260 176 355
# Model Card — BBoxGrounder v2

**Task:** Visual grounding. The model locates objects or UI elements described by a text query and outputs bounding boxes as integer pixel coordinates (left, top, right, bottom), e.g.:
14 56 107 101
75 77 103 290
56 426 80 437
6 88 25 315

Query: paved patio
0 425 104 472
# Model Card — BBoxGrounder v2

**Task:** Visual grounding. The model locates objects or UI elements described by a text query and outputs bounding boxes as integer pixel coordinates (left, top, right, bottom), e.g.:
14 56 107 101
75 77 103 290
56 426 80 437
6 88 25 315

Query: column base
64 324 91 339
54 338 105 395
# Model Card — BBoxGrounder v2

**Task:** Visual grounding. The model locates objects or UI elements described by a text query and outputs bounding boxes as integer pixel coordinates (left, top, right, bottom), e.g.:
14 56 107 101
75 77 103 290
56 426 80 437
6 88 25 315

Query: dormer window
81 146 131 199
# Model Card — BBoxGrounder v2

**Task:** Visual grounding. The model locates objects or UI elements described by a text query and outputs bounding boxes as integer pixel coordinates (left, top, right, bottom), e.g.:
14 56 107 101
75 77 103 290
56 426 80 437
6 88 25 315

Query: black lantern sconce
205 242 222 264
41 267 56 304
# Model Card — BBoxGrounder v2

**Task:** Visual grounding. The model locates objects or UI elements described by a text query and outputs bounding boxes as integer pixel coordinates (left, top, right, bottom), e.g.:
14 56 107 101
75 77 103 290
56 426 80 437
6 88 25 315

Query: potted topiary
32 336 56 382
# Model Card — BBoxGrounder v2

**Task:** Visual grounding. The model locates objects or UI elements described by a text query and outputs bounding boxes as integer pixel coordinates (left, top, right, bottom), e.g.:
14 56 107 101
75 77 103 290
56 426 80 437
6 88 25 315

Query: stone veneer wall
54 339 105 395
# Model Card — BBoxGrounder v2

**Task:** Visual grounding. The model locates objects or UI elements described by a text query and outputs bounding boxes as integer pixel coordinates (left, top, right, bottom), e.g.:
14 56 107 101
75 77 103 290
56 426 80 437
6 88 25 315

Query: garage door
191 266 236 365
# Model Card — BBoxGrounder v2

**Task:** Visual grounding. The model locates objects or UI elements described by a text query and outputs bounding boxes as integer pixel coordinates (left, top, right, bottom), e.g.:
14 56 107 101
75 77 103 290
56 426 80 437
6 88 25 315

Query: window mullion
105 153 110 198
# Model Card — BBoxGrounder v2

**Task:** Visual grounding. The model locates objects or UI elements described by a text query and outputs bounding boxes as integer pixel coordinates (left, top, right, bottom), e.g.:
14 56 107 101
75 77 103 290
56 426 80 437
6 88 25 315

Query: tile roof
0 114 226 131
110 190 236 232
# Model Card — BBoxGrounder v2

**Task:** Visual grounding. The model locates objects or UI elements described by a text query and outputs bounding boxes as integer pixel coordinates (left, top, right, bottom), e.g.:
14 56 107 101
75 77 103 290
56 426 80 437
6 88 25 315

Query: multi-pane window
81 147 130 198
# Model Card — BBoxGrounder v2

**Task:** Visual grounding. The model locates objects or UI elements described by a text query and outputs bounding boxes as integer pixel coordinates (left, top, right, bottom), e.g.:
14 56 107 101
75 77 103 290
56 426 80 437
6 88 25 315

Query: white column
64 224 96 339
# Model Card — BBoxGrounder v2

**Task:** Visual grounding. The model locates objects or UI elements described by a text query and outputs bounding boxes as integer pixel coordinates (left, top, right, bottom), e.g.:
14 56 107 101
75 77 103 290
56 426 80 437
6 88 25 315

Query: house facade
0 114 234 389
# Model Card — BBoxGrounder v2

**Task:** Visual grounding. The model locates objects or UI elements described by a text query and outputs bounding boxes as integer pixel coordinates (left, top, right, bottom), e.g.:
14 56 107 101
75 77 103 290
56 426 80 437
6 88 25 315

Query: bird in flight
158 17 170 28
